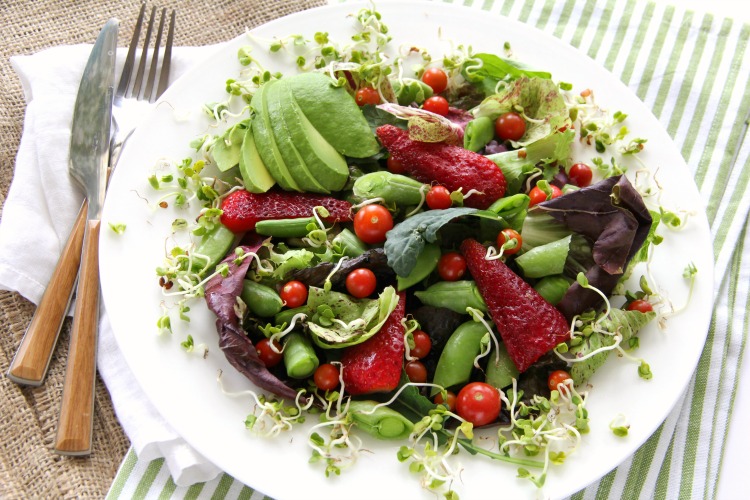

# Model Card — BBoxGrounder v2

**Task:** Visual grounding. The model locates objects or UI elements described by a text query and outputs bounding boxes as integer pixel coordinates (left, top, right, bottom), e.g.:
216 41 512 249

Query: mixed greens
147 5 697 498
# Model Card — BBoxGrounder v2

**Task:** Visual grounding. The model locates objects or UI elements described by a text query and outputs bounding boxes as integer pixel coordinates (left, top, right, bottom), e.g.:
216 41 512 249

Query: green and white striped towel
107 0 750 498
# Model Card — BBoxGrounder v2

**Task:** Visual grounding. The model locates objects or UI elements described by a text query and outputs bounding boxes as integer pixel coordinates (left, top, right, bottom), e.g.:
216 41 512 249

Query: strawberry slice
341 292 405 395
219 189 352 233
376 124 506 209
460 238 570 372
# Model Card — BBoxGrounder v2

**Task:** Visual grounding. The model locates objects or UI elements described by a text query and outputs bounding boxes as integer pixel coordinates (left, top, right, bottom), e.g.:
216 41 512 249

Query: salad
146 5 695 498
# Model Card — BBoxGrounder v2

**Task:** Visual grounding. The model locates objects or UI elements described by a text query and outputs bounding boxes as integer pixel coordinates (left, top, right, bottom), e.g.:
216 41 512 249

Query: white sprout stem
358 382 447 416
560 333 623 363
467 307 501 365
461 188 483 200
324 256 350 286
405 185 429 218
351 197 387 211
269 313 308 349
484 245 505 261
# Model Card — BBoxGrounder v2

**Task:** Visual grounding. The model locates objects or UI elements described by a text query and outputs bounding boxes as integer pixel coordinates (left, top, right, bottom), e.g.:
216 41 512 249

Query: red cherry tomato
627 299 654 313
421 67 448 94
548 370 572 392
353 204 394 244
346 268 377 298
426 185 452 210
313 363 340 391
256 338 283 368
569 162 593 187
410 330 432 359
386 156 406 174
497 228 523 255
528 185 562 207
456 382 502 426
437 252 467 281
494 111 526 141
433 390 457 412
422 96 450 116
355 86 380 106
280 280 308 308
405 360 428 383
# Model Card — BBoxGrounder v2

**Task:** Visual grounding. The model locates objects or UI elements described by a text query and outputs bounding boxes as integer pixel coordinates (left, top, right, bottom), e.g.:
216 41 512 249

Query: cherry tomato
313 363 340 391
355 86 380 106
627 299 654 313
426 185 452 210
494 111 526 141
497 228 523 255
280 280 308 308
411 330 432 359
255 338 283 368
346 268 377 298
433 390 457 412
422 96 450 116
456 382 502 427
421 67 448 94
437 252 467 281
354 204 394 244
386 156 406 174
568 162 593 187
405 360 428 383
548 370 572 392
528 185 562 207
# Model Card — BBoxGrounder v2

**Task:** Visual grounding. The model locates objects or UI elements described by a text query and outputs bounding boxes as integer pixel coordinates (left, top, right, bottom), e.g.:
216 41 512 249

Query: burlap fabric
0 1 325 497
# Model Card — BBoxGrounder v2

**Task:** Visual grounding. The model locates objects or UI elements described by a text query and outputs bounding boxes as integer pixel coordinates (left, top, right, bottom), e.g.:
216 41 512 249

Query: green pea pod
347 400 414 440
463 116 494 152
255 217 316 238
414 280 487 314
273 305 310 327
241 280 284 318
515 235 571 278
352 171 427 206
192 223 236 274
430 320 488 396
487 193 530 232
534 275 572 305
484 342 519 389
332 228 368 258
283 332 319 379
397 243 440 291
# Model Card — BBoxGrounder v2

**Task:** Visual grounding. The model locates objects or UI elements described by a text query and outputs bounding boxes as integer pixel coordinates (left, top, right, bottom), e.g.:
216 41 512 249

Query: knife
53 19 118 456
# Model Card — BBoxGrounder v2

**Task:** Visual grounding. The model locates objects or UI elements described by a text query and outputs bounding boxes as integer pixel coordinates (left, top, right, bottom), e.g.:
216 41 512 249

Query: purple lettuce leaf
534 175 652 319
204 234 301 401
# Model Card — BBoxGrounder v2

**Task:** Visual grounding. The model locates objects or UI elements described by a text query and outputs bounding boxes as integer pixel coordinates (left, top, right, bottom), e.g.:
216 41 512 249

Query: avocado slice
277 80 349 192
211 120 248 172
238 124 275 193
265 79 329 193
287 72 381 158
250 81 301 191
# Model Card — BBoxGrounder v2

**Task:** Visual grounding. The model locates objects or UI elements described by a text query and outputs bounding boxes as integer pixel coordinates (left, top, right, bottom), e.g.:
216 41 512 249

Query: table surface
0 0 747 498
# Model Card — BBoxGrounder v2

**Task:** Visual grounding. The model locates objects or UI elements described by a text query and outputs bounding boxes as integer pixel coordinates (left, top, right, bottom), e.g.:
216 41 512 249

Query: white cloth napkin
1 43 224 486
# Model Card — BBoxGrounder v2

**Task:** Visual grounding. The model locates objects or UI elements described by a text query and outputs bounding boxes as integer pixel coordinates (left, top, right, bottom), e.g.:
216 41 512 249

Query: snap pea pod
414 280 487 314
430 320 488 396
533 275 572 305
255 217 315 238
464 116 494 152
347 400 414 440
192 223 236 274
484 342 519 389
352 171 427 206
332 228 367 258
273 306 310 327
396 243 440 291
515 235 571 278
487 193 530 232
241 280 283 318
283 332 319 379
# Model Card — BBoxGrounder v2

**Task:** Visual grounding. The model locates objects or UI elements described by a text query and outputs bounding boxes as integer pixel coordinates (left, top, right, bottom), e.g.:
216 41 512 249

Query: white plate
100 2 713 499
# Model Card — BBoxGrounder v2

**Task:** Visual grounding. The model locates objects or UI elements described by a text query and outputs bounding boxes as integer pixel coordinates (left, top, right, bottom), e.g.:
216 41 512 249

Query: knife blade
54 18 118 456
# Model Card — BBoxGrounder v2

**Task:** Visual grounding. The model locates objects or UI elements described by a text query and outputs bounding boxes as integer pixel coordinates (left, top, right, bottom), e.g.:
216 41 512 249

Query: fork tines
116 2 176 103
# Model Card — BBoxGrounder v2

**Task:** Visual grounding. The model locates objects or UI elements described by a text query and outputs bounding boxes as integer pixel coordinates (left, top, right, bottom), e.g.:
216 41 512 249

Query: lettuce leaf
377 102 464 145
462 53 551 96
306 285 399 348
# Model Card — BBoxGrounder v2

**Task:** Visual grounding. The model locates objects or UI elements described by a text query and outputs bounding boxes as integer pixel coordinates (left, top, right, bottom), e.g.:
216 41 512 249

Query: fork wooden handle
7 201 87 386
55 219 100 456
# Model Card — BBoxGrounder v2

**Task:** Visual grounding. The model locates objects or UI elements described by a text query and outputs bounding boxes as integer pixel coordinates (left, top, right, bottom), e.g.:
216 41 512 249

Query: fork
6 2 176 389
110 2 176 168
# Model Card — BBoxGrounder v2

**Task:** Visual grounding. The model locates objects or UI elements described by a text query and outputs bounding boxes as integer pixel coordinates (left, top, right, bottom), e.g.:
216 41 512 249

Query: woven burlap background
0 1 325 498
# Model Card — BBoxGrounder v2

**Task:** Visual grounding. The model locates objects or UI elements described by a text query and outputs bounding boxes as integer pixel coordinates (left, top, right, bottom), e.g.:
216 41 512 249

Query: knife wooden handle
55 219 100 456
7 201 88 386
